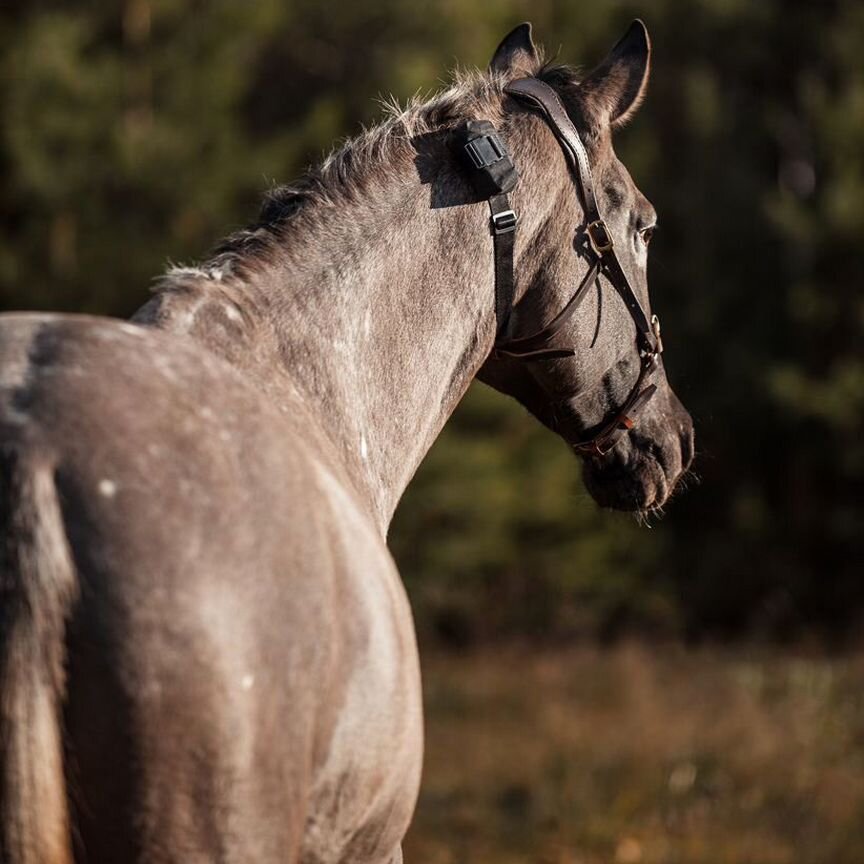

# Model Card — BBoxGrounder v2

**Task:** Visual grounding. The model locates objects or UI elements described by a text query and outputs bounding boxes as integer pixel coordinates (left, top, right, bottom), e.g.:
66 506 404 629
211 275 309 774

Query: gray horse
0 20 693 864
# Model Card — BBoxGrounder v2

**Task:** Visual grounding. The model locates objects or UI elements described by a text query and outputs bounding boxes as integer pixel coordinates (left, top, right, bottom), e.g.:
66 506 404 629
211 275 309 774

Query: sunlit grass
406 644 864 864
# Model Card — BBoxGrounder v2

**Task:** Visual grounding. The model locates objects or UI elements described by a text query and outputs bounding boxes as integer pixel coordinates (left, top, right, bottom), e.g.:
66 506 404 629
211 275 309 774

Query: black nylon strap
456 121 519 338
489 192 517 337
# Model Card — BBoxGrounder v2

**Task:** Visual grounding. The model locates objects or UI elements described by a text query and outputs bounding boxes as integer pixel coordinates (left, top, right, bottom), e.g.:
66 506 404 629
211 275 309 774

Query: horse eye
639 225 656 246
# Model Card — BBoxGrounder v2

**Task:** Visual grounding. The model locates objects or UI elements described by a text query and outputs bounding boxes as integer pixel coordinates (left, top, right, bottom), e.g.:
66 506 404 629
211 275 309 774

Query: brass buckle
587 219 614 255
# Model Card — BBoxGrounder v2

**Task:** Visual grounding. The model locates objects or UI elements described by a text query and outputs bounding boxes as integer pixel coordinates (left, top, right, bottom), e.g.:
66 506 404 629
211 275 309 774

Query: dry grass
405 644 864 864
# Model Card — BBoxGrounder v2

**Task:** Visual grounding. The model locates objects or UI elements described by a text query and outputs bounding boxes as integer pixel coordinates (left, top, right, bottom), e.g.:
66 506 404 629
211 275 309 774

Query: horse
0 19 693 864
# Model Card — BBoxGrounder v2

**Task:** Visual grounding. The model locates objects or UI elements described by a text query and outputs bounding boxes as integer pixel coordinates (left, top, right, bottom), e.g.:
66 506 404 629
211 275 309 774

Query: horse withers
0 20 693 864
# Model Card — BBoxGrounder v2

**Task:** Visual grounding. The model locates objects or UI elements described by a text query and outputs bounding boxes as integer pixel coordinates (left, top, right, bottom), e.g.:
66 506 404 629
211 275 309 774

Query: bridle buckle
586 219 614 255
491 209 518 235
651 314 664 354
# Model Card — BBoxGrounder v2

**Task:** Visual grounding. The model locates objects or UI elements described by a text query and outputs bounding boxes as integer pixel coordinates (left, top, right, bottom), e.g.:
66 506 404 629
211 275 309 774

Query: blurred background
2 0 863 861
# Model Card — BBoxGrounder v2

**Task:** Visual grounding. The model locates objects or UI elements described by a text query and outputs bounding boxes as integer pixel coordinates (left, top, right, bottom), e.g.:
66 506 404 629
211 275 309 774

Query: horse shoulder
0 311 422 863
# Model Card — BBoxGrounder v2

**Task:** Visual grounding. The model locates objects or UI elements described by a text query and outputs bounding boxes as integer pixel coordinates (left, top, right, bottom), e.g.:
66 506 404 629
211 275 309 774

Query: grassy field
404 644 864 864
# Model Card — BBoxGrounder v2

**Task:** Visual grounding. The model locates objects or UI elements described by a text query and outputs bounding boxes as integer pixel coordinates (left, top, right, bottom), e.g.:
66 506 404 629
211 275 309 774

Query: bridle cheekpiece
457 77 664 458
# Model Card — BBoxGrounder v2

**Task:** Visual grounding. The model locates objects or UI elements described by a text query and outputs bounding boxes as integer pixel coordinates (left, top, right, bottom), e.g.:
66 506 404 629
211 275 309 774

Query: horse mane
155 55 581 294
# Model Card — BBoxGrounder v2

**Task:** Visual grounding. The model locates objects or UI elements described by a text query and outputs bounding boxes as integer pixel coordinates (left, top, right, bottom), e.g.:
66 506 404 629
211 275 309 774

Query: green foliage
391 385 674 644
1 0 861 640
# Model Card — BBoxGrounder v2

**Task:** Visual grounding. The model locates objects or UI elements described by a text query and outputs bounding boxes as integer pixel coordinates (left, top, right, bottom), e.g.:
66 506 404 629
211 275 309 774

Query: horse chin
579 448 673 514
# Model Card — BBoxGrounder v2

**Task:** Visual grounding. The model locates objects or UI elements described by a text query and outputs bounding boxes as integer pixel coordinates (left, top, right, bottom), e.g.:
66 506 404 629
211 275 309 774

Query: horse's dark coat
0 21 692 864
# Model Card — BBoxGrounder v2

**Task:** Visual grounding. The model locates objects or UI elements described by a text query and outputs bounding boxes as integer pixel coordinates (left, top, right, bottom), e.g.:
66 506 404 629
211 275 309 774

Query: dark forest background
2 0 862 645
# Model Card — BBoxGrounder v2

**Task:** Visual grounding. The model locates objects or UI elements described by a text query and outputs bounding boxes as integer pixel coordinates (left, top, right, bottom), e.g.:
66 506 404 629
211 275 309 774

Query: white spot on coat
118 322 146 337
241 674 255 690
98 479 117 498
360 434 368 461
176 309 197 330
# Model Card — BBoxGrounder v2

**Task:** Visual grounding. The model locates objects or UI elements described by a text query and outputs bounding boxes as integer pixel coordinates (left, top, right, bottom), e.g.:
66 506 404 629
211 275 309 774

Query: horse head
477 21 695 514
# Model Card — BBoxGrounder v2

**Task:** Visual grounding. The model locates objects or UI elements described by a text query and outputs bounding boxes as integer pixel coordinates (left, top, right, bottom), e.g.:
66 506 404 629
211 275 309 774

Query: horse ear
580 20 651 129
489 22 540 78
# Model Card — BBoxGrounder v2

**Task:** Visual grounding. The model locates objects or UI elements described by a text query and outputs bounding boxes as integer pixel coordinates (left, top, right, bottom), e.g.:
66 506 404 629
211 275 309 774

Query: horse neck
275 169 500 530
136 101 573 533
138 135 515 532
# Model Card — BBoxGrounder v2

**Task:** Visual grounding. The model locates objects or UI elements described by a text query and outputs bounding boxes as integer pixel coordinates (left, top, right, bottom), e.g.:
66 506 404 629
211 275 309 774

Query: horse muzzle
580 405 694 512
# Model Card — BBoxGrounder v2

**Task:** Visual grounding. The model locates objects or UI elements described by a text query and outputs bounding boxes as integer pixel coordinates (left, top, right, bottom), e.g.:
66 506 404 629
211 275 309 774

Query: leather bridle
459 77 664 458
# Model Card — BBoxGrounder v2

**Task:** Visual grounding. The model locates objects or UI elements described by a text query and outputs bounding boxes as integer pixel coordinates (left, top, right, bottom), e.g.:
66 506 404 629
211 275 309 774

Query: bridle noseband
458 77 664 458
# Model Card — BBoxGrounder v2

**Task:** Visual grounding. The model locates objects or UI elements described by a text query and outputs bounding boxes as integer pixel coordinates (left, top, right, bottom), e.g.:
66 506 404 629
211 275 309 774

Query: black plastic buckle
491 209 517 235
465 133 506 169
